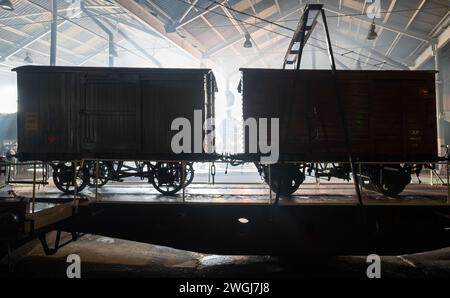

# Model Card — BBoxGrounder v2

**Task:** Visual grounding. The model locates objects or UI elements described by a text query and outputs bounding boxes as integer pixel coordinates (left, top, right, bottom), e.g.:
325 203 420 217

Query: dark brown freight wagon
13 66 217 195
240 69 439 196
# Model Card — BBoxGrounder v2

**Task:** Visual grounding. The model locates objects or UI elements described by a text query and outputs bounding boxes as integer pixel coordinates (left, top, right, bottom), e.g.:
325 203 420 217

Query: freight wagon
14 66 217 195
240 69 438 196
13 66 439 198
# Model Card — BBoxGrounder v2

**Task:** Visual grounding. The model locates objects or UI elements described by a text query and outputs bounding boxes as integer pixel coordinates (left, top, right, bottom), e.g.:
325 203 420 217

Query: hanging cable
205 0 449 21
175 0 403 69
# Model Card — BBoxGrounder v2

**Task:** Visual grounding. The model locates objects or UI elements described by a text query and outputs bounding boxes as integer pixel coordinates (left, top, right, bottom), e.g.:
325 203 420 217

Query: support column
108 38 114 67
81 0 115 67
50 0 58 66
311 41 316 69
433 43 444 157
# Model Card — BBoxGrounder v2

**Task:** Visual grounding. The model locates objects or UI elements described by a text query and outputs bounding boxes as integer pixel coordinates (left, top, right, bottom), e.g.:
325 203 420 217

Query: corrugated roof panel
202 6 242 40
387 0 424 29
376 29 397 50
254 0 276 14
181 0 218 22
0 27 28 44
0 39 13 50
407 42 427 61
390 35 422 59
341 0 366 14
151 0 190 20
408 1 449 35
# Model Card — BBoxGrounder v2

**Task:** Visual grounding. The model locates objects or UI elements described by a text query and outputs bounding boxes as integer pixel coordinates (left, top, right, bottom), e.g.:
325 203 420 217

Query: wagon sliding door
141 75 205 158
81 74 141 156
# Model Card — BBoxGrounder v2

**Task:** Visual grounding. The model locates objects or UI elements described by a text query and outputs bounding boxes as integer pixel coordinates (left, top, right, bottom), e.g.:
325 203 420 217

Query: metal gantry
281 3 363 204
282 4 336 71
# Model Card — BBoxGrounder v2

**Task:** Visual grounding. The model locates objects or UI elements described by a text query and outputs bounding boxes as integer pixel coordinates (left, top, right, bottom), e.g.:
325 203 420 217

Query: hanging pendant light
0 0 14 11
243 33 252 48
24 52 33 64
367 18 378 40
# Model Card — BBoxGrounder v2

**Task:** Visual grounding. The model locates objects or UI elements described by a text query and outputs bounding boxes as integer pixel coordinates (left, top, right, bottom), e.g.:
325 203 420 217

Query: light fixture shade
24 52 33 64
0 0 14 11
243 33 252 48
367 28 378 40
367 21 378 40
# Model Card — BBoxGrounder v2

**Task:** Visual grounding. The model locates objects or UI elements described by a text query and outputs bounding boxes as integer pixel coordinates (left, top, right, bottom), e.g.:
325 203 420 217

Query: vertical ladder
282 4 336 71
282 3 363 205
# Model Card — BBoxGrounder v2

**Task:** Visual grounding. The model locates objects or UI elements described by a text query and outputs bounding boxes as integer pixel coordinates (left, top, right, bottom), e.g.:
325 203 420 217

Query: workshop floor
2 232 450 278
10 180 449 206
2 173 449 278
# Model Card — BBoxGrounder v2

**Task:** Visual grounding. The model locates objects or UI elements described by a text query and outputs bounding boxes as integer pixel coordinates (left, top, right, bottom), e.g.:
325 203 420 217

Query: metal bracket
39 231 82 256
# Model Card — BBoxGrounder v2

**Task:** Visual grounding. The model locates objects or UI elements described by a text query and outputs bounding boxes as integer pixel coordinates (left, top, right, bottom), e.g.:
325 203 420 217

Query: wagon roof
239 68 437 81
13 66 214 76
239 68 437 74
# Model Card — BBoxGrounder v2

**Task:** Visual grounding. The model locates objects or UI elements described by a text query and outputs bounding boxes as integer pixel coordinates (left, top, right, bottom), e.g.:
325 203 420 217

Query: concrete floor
2 175 449 278
2 232 449 278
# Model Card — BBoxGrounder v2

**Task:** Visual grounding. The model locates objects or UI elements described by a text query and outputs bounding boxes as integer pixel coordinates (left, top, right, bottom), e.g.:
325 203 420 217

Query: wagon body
241 69 437 162
14 66 216 162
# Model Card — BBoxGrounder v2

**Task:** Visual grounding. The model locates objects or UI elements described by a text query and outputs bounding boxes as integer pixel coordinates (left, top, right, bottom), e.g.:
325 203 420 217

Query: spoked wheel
87 161 110 188
52 162 89 195
184 162 195 187
361 178 380 193
262 164 305 197
367 165 411 197
149 162 187 195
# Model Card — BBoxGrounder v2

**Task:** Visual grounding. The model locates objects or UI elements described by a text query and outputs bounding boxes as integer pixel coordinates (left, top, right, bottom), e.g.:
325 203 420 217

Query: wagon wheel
184 162 195 187
52 162 89 195
375 182 408 197
361 178 379 193
87 161 110 188
369 165 411 197
372 175 410 197
264 164 305 197
269 171 305 196
149 162 185 195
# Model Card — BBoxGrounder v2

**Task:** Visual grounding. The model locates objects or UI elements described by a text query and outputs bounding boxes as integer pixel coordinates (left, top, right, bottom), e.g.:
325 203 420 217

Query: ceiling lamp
243 33 252 48
24 52 33 64
367 18 378 40
0 0 14 11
